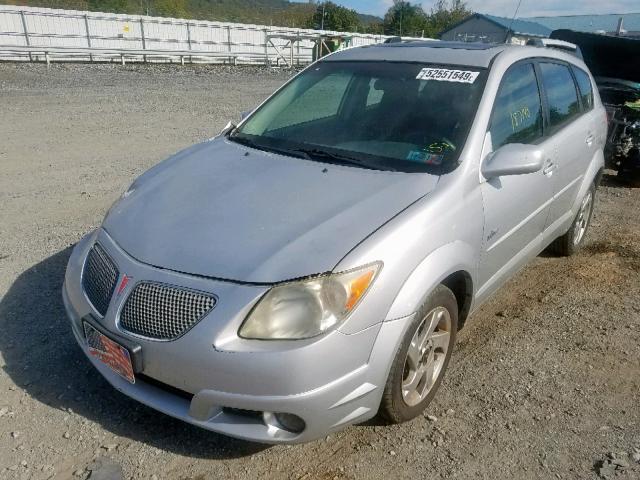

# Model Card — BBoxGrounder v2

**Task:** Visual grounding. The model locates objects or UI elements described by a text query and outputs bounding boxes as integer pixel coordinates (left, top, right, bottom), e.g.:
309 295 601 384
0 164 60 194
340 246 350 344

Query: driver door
476 61 554 303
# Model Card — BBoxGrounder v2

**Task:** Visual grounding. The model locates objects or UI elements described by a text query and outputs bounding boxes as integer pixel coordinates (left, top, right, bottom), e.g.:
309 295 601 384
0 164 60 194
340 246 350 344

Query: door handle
543 161 556 176
586 134 595 146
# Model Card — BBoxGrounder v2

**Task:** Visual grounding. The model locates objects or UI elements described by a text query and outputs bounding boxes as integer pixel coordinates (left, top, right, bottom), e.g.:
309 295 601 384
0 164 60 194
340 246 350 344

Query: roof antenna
505 0 524 43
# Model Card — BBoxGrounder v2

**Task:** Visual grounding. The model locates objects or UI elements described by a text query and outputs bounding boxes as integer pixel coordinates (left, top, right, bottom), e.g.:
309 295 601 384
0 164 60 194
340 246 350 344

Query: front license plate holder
83 320 141 384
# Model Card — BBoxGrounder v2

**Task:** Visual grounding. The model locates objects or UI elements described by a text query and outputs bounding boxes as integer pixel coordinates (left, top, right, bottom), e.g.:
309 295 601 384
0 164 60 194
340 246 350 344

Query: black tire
379 284 458 424
548 183 596 257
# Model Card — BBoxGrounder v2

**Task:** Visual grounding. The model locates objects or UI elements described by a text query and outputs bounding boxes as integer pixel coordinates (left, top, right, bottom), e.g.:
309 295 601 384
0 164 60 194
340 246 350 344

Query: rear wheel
379 285 458 423
549 183 595 256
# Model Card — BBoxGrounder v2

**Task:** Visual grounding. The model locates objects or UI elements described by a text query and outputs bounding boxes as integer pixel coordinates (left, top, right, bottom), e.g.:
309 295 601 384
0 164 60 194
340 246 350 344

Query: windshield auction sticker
416 68 479 84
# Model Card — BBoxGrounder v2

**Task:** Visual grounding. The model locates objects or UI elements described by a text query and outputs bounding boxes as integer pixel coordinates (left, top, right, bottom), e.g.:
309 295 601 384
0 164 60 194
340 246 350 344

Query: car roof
324 41 510 68
324 40 589 70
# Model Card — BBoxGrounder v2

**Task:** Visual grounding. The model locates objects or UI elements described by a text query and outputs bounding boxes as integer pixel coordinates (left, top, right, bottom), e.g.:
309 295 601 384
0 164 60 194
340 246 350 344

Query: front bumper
63 229 413 443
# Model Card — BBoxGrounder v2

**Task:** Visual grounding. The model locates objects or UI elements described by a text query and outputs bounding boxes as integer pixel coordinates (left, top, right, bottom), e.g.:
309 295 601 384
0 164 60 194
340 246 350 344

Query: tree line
309 0 471 37
5 0 471 37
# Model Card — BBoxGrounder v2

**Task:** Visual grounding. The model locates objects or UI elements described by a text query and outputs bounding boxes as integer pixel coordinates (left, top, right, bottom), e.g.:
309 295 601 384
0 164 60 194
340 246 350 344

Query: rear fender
573 148 604 213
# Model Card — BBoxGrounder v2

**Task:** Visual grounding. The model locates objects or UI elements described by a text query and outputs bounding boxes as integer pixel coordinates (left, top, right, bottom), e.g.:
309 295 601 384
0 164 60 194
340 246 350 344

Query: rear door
537 61 592 230
571 64 602 170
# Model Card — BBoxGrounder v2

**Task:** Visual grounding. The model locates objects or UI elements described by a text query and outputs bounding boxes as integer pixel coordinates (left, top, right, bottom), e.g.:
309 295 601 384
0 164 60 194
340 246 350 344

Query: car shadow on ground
0 247 268 459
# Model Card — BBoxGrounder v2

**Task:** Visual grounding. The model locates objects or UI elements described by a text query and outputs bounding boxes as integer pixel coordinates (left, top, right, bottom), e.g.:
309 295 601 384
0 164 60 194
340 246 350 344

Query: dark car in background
551 29 640 186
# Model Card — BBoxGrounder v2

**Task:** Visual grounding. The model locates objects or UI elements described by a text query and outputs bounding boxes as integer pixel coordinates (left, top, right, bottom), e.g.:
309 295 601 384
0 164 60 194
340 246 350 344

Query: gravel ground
0 63 639 480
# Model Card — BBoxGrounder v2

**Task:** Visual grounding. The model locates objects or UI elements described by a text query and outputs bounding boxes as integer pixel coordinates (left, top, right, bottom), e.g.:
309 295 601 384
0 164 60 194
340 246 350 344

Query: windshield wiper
230 136 392 170
229 135 308 160
293 148 389 171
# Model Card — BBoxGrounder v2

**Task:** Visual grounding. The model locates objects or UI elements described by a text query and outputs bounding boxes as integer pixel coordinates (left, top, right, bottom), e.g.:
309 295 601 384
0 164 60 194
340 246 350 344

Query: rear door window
571 66 594 111
539 62 581 130
490 63 544 149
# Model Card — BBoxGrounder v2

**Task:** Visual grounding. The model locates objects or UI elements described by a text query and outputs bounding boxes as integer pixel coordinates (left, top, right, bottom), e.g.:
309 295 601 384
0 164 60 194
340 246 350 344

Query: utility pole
321 4 326 30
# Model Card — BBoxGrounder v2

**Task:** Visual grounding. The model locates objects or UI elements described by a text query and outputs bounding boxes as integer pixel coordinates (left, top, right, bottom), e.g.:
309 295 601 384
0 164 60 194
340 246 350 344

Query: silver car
63 41 607 444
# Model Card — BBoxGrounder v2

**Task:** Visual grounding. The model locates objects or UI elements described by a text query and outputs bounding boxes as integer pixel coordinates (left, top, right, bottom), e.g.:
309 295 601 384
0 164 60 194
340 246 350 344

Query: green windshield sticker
427 142 455 154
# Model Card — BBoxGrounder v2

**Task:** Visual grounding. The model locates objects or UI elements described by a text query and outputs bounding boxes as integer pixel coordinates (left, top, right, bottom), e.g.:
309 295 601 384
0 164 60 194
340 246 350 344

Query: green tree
152 0 187 18
309 1 360 32
425 0 471 38
383 0 427 37
87 0 127 13
363 20 384 35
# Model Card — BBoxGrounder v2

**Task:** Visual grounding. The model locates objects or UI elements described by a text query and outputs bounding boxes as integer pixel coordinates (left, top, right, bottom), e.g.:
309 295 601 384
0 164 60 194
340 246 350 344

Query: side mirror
482 143 544 179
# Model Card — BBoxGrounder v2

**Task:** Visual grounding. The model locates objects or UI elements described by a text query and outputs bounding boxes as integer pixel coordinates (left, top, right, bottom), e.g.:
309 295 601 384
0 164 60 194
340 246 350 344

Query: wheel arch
440 270 473 329
385 240 477 326
573 148 605 213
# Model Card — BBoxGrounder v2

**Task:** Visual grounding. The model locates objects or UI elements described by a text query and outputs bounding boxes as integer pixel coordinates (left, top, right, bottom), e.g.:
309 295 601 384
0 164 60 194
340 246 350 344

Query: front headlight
239 263 381 340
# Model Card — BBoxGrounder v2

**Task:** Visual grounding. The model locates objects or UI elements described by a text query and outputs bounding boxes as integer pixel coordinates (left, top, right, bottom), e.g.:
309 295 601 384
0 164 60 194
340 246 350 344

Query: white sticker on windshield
416 68 480 84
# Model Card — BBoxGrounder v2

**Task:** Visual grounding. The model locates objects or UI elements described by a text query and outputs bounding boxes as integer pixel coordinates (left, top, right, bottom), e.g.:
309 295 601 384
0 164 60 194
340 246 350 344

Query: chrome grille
119 283 216 340
82 244 119 316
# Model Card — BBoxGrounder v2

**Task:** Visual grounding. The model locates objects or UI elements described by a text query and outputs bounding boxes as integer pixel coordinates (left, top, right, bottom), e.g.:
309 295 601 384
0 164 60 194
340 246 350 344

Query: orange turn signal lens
345 269 376 311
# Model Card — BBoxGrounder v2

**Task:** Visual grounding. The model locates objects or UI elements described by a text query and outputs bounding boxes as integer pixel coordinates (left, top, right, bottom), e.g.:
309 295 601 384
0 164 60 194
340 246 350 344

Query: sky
297 0 640 18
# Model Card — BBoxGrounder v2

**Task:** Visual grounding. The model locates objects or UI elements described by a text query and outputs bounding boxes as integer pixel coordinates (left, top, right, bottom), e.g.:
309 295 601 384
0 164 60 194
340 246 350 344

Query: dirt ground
0 63 639 480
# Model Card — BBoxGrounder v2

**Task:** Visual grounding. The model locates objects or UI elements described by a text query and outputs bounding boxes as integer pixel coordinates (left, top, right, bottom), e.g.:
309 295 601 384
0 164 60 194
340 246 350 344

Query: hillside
3 0 382 30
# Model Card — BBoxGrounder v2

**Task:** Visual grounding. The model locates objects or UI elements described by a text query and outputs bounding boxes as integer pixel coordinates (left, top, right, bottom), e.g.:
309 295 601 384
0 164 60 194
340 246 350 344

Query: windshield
231 61 487 173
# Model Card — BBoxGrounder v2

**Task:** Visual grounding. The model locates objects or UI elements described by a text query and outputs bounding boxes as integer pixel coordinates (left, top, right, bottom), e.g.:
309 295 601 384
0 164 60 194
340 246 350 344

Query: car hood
103 138 439 283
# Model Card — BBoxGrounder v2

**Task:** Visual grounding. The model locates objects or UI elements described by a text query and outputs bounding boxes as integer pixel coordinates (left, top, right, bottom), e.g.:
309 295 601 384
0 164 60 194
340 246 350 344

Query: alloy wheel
573 191 593 246
401 306 452 407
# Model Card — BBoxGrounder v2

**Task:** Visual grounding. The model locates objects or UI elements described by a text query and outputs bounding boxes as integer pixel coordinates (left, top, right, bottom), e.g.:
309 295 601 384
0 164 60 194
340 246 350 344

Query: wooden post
84 15 93 62
140 19 147 62
227 25 232 64
263 28 269 66
20 11 33 62
289 39 293 69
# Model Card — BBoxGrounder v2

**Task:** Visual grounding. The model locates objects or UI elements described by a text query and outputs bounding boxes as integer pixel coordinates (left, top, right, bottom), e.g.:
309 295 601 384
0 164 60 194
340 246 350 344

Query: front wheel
549 184 596 256
379 284 458 423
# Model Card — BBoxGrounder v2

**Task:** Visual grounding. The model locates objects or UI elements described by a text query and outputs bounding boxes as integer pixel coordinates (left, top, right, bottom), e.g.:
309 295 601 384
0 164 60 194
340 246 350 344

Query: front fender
385 240 477 321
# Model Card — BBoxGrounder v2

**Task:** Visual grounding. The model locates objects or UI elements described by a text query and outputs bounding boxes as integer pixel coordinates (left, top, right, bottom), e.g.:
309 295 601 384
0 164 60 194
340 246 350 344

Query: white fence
0 5 392 66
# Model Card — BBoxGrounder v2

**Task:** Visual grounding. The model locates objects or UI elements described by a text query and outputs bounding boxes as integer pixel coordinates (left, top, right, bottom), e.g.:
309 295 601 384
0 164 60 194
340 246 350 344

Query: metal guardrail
0 44 271 66
0 6 390 66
